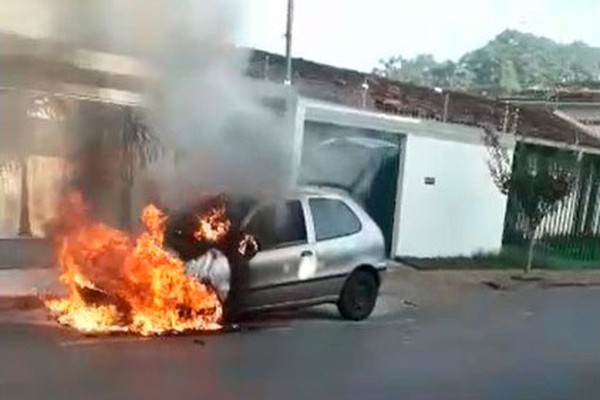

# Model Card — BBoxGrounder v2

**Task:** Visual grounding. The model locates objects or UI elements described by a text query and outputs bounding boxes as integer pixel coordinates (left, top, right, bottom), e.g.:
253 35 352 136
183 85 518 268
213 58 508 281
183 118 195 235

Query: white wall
395 134 510 258
299 99 515 259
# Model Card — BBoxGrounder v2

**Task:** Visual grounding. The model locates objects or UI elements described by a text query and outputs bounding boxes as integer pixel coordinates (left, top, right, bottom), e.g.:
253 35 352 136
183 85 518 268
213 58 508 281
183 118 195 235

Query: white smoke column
52 0 292 208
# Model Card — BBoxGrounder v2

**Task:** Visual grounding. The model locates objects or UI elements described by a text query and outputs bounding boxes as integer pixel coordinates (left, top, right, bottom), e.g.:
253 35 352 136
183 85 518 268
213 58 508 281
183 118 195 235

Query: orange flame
45 193 222 336
193 203 231 243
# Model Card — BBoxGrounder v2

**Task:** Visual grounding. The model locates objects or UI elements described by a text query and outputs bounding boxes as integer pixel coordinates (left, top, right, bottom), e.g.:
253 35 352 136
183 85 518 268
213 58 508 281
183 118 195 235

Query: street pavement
2 272 600 400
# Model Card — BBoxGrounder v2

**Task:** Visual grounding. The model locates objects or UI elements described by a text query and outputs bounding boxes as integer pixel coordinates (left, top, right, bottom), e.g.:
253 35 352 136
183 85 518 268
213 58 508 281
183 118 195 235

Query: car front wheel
337 269 378 321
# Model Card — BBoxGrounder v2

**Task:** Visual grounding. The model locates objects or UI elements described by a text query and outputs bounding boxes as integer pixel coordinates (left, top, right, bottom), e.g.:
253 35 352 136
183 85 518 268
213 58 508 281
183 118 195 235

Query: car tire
337 269 378 321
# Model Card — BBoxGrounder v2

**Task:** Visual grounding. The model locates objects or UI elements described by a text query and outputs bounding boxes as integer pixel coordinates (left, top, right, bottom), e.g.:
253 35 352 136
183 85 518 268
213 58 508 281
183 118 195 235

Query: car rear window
309 198 361 241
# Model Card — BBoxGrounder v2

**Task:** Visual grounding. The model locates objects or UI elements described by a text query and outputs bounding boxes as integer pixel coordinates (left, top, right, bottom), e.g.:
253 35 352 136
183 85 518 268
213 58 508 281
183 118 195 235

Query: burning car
45 187 386 336
167 186 387 322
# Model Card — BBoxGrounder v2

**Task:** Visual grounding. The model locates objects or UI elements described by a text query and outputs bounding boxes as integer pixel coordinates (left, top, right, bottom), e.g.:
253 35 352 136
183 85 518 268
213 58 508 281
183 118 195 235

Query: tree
374 56 404 80
374 29 600 95
499 60 522 94
374 54 443 87
484 127 578 273
115 108 161 230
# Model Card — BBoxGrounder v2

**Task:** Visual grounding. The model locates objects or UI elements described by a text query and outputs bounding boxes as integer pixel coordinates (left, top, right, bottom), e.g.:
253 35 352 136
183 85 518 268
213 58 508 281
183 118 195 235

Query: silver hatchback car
225 186 387 321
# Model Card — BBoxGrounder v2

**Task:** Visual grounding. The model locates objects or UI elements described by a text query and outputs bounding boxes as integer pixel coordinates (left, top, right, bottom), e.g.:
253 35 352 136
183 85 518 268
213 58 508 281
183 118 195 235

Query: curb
481 278 600 291
0 267 61 312
540 281 600 288
0 295 44 312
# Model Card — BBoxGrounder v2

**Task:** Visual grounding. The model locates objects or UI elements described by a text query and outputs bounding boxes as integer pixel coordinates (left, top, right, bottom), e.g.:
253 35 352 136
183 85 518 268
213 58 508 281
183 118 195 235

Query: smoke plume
51 0 292 211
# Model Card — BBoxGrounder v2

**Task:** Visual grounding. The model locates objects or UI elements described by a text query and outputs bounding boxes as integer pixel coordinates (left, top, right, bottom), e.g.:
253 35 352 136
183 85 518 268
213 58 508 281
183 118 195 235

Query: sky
236 0 600 72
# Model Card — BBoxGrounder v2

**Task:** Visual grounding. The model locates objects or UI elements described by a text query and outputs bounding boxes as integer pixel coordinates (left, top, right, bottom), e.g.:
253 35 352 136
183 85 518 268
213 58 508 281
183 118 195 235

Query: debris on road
482 280 508 291
402 299 418 308
511 274 544 282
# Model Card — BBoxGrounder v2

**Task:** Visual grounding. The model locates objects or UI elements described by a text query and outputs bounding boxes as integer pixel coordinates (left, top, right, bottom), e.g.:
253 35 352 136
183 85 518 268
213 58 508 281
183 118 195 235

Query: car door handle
300 250 313 257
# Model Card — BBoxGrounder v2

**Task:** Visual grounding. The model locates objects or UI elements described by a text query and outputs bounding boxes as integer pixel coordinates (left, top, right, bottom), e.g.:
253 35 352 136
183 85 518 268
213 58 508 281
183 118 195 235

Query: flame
193 203 231 243
45 193 222 336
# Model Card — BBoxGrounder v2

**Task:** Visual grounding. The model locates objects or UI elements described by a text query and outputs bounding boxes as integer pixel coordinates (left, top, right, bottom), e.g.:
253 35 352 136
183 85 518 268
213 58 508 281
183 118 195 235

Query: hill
375 30 600 95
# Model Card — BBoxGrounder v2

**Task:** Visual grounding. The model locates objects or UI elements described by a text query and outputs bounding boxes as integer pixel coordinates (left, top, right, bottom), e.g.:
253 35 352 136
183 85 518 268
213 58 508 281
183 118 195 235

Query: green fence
503 143 600 266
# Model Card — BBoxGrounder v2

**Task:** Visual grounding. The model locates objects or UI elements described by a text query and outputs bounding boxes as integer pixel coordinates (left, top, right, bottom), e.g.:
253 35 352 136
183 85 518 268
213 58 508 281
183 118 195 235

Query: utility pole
264 54 270 80
284 0 294 85
443 93 449 123
361 79 369 108
434 87 449 122
502 101 510 132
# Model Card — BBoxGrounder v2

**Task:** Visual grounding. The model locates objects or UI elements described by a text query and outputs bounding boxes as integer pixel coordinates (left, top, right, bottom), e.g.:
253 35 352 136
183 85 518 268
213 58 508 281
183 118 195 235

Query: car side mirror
246 244 259 259
239 233 260 259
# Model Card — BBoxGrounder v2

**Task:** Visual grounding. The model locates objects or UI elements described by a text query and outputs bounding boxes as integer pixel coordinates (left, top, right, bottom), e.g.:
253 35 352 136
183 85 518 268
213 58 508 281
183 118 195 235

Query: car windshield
164 194 259 261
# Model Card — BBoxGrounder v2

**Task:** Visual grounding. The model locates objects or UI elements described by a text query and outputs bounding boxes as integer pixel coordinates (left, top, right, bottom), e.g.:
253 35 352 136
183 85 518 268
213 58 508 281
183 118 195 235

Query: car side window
309 198 362 241
245 200 307 251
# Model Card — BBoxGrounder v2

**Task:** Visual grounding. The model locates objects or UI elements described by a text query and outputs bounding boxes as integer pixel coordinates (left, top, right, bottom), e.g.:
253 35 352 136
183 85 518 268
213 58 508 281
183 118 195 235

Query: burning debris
193 202 231 243
44 192 254 336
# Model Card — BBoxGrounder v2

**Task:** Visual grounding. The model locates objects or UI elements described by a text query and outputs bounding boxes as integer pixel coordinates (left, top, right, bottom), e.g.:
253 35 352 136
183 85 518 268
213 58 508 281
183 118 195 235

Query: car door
308 196 364 297
237 198 317 310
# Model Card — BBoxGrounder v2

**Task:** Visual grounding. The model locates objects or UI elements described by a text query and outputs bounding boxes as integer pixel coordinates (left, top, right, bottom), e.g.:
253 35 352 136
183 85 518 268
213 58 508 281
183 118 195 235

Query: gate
503 143 600 263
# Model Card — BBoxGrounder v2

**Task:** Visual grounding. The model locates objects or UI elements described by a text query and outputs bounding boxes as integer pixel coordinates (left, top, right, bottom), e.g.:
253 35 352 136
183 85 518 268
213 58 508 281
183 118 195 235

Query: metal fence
503 142 600 263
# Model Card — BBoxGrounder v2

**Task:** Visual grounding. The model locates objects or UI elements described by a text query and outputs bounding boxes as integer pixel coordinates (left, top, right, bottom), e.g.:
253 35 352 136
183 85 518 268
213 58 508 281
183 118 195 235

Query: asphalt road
2 286 600 400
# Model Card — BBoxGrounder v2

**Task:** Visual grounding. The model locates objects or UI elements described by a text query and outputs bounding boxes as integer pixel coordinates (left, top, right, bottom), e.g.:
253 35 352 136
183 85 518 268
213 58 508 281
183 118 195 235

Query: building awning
0 32 152 106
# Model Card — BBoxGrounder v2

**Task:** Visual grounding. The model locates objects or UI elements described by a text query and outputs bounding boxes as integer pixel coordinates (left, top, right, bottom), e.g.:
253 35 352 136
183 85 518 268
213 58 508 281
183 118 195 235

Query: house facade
0 30 150 268
294 99 512 258
499 89 600 263
2 29 599 267
503 89 600 137
247 50 600 261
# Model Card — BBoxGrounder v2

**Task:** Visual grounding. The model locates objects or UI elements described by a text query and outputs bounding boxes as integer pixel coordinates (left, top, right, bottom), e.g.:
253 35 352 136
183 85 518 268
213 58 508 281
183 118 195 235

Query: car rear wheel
337 269 378 321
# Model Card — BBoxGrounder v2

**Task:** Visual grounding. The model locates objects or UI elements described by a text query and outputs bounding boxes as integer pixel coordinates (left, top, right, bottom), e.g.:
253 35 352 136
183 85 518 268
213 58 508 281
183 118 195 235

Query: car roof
296 185 352 199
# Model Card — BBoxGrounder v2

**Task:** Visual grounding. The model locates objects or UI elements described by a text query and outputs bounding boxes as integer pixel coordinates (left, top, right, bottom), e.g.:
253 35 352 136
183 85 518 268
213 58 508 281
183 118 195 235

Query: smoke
50 0 292 211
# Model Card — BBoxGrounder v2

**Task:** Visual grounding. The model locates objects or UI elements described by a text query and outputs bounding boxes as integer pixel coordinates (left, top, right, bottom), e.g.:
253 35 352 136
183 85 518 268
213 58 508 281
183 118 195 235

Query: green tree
374 54 443 87
484 128 578 273
499 60 522 94
375 29 600 94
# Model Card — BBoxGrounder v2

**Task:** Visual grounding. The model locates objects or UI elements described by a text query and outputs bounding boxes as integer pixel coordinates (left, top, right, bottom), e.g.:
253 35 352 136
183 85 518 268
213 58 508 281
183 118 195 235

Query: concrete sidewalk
379 265 600 313
0 267 61 311
419 268 600 289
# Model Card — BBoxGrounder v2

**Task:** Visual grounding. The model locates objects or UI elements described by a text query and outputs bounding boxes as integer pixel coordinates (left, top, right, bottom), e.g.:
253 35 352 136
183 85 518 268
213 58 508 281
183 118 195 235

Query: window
245 200 307 251
309 198 361 241
0 156 72 238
